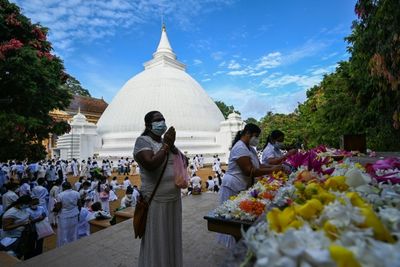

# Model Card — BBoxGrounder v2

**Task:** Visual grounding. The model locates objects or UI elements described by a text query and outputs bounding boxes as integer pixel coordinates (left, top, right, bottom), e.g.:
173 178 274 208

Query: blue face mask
151 121 167 136
274 142 283 149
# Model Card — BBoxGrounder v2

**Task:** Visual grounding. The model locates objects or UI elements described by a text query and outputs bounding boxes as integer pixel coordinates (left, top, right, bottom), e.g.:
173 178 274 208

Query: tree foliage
215 100 241 119
0 0 72 161
61 75 91 97
257 0 400 151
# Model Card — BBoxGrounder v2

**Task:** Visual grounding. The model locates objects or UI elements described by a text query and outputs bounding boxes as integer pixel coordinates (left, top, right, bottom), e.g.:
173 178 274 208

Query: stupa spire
144 24 186 71
154 23 175 59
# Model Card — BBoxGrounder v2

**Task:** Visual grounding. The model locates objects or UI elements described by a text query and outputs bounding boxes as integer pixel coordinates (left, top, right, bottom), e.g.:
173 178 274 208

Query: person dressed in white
71 159 79 177
190 173 202 190
18 178 31 196
261 130 297 165
122 177 132 189
48 179 62 226
110 176 120 190
218 124 284 248
120 186 136 208
2 182 19 211
80 160 89 178
55 182 80 247
206 176 215 191
31 178 49 214
77 205 91 239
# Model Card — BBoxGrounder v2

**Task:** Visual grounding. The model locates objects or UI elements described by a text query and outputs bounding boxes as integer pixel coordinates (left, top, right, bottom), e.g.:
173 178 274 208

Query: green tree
62 75 91 97
244 117 259 125
214 100 241 119
0 0 72 161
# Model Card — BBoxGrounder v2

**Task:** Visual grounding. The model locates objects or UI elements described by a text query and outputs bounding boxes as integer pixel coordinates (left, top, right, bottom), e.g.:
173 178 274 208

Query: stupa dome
96 25 225 157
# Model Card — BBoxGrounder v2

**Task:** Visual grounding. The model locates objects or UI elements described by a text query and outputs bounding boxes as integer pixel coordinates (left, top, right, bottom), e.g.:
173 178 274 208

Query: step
114 207 135 224
89 219 111 234
0 251 21 267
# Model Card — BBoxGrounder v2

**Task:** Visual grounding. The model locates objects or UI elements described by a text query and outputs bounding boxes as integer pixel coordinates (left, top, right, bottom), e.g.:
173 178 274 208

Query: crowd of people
0 157 142 260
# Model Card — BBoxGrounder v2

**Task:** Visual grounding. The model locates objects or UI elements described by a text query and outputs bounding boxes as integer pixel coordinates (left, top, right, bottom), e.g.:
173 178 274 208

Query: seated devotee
26 197 47 257
2 183 19 211
261 130 298 165
120 186 136 209
122 176 132 189
206 176 215 192
218 124 285 248
77 200 91 239
1 195 36 259
190 173 202 194
110 176 120 190
87 201 110 220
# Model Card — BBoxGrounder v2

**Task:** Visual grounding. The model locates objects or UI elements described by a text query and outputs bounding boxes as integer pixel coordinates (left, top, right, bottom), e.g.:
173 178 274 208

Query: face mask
30 205 38 210
249 136 259 147
151 121 167 136
126 194 132 199
21 204 29 210
274 142 283 149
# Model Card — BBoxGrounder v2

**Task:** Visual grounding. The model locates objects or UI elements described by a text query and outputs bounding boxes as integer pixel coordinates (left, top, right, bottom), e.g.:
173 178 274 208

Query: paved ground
16 193 230 267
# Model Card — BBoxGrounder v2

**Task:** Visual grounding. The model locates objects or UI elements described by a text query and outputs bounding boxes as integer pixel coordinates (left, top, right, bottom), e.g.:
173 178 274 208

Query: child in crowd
110 176 120 190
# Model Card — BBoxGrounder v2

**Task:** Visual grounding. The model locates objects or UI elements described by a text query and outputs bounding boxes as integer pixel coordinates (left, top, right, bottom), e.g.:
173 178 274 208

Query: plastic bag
35 218 54 239
174 152 189 189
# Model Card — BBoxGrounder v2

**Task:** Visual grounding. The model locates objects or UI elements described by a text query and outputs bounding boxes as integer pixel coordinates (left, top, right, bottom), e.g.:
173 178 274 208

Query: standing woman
218 123 284 248
134 111 182 267
261 130 297 165
55 182 81 247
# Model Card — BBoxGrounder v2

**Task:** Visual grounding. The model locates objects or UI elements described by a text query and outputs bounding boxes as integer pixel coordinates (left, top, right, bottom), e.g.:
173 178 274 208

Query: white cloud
261 73 322 89
208 85 307 119
227 60 241 70
11 0 234 55
256 52 282 70
227 70 248 76
211 51 225 61
193 59 203 65
249 70 268 76
202 78 211 82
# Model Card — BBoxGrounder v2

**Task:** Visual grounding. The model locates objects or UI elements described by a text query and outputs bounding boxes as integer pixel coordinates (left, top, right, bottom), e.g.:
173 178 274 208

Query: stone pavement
16 193 230 267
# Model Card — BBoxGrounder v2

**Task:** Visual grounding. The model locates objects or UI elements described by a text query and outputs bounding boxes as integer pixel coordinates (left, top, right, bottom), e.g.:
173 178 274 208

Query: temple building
55 26 243 163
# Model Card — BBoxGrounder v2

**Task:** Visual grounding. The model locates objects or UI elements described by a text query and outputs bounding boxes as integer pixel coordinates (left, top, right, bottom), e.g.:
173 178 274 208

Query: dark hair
126 186 134 194
232 123 261 147
62 181 72 190
37 178 45 185
141 111 161 136
5 183 18 191
91 202 102 212
264 130 285 149
11 195 32 209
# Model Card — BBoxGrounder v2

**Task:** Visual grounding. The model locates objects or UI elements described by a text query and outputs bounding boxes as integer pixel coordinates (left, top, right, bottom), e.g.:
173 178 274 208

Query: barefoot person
134 111 182 267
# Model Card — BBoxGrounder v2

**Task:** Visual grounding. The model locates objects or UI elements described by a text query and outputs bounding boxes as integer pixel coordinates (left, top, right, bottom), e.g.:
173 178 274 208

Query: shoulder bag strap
148 153 169 205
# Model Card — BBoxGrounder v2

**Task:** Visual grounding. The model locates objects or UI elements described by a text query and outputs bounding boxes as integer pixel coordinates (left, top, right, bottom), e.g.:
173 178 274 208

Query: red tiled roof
67 95 108 114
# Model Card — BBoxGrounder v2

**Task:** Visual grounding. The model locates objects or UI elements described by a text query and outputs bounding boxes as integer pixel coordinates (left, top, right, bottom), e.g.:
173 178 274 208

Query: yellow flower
267 207 303 233
345 192 366 208
323 221 338 240
304 182 322 198
324 176 349 191
313 191 336 205
358 206 395 243
354 162 365 171
294 199 323 220
329 245 361 267
229 195 237 201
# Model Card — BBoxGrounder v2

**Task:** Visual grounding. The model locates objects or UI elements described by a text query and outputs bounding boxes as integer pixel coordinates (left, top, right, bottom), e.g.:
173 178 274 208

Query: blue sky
12 0 357 119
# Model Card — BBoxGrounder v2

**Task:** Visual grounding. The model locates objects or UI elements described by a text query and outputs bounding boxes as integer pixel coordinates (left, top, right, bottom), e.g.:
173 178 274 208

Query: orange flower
239 199 266 216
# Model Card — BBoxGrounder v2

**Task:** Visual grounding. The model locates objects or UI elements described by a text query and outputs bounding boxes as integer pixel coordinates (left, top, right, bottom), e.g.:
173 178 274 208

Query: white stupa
95 25 244 163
